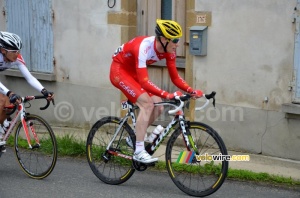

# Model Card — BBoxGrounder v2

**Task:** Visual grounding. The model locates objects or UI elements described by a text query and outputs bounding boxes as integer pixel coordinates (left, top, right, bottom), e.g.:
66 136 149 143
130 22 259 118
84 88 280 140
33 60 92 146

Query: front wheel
14 114 57 179
86 116 136 185
165 122 228 197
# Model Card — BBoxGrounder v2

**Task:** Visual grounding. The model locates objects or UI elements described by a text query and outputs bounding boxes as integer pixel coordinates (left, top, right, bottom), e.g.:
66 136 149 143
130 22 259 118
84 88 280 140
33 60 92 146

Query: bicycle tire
86 116 136 185
165 122 228 197
14 114 57 179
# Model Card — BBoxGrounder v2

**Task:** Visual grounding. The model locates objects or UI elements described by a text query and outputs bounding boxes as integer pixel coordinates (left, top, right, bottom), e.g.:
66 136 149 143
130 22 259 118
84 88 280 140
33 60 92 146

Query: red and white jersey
0 53 44 95
112 36 191 97
113 36 177 69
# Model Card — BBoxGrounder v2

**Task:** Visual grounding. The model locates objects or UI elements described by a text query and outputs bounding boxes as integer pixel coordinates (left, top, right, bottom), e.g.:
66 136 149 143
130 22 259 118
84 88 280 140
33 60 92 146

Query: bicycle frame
2 96 50 149
108 93 215 157
146 102 187 154
150 93 214 154
105 102 137 151
2 102 25 144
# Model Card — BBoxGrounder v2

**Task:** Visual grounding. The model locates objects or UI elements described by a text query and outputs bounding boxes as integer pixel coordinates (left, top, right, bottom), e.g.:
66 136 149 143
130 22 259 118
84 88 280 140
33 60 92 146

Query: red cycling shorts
109 61 153 103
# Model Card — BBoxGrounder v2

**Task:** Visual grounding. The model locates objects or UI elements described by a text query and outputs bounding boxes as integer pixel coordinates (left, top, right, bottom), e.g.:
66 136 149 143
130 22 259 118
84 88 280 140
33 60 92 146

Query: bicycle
86 92 228 197
0 95 57 179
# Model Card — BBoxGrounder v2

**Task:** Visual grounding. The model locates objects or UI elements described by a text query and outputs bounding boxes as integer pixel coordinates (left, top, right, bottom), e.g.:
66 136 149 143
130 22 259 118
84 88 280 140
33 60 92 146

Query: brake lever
204 91 216 108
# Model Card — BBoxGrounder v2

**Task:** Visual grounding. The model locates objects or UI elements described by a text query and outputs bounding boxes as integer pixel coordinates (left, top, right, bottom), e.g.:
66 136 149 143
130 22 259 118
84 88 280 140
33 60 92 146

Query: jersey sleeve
134 41 170 98
17 55 44 92
136 67 169 98
166 55 192 92
135 39 148 69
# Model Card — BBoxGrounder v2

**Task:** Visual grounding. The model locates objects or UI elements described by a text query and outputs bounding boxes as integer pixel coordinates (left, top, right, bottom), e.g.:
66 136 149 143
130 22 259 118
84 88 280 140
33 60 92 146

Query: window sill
1 69 56 81
282 103 300 119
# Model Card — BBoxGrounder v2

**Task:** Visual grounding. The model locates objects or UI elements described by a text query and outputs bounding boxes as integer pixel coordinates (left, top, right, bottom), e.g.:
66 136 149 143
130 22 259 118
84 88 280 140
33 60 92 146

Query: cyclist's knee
137 98 154 113
156 105 164 115
141 102 155 112
150 95 163 115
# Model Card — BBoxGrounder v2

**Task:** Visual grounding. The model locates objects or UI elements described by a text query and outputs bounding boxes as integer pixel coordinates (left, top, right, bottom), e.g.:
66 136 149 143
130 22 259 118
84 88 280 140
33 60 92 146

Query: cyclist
110 19 203 164
0 31 54 149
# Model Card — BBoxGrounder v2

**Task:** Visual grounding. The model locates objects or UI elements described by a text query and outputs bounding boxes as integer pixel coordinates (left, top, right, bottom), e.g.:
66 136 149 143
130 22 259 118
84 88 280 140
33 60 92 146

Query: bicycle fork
179 119 199 154
21 113 40 149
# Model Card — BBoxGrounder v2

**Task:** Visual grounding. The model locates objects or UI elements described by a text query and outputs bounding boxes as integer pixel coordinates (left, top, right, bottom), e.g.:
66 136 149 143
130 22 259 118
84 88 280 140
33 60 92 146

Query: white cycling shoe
133 150 158 164
0 140 6 146
0 140 6 153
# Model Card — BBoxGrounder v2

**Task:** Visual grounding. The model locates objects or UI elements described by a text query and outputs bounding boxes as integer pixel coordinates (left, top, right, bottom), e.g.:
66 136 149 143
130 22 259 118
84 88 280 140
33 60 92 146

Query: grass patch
56 135 86 157
227 168 300 186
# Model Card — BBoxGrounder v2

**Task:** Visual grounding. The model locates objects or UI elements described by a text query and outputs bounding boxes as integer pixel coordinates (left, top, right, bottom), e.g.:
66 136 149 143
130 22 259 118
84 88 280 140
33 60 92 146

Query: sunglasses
169 38 180 44
4 48 20 54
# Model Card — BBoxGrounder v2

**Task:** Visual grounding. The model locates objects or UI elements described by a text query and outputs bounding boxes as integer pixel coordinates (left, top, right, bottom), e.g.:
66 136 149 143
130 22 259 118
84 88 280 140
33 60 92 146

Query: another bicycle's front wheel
166 122 228 197
14 114 57 179
86 116 136 185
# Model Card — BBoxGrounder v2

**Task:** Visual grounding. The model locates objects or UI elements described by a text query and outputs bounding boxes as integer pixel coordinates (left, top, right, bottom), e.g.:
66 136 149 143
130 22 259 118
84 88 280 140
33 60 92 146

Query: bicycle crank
132 160 156 171
31 144 40 149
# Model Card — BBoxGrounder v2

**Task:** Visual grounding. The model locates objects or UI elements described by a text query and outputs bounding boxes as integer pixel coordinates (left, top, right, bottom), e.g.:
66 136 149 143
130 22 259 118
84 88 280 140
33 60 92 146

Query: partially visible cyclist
109 19 203 164
0 31 54 149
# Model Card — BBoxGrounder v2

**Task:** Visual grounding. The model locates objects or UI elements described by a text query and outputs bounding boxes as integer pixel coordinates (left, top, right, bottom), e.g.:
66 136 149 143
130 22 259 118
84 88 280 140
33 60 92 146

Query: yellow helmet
155 19 182 39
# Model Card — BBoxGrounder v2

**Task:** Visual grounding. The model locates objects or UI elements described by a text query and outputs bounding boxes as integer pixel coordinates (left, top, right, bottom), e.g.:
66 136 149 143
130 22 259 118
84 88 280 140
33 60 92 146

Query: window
5 0 54 73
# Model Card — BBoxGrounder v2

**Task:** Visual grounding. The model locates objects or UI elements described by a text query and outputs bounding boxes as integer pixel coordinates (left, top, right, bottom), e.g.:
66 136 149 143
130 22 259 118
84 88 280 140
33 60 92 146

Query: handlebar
5 95 55 115
168 91 216 115
195 91 216 111
168 98 186 115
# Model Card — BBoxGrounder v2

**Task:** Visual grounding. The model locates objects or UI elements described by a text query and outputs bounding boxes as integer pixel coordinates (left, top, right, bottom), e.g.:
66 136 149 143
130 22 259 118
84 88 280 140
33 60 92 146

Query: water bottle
146 125 164 143
2 117 11 133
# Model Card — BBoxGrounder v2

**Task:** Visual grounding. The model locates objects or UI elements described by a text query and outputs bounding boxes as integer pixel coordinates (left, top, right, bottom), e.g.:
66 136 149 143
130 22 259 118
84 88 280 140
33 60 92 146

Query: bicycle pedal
146 162 156 167
132 160 148 171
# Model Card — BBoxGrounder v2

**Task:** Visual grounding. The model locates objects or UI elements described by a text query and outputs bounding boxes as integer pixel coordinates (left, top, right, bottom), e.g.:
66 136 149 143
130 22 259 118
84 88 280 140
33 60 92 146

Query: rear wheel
15 114 57 179
86 116 136 185
166 122 228 197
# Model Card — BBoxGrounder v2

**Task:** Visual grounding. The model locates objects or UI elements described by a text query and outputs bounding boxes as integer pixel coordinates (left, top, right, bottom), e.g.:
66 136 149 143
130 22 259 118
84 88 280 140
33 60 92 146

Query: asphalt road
0 148 299 198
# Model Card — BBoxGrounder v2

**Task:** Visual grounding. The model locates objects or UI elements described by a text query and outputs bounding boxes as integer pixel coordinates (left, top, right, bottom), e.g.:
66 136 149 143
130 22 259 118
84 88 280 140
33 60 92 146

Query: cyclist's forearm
167 63 192 92
25 76 44 92
140 80 169 98
171 77 192 92
137 67 169 98
18 65 44 92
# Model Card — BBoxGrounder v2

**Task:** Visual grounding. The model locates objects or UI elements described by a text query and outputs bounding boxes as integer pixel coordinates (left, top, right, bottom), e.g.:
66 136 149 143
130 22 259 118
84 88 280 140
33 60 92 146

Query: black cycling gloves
9 93 21 104
41 88 54 98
